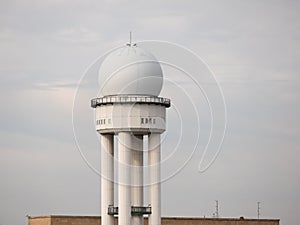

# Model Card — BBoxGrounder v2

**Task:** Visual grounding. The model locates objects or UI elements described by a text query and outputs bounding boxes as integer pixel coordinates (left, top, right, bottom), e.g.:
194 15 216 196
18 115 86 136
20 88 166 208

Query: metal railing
107 206 118 215
91 95 170 108
107 205 152 216
131 206 152 215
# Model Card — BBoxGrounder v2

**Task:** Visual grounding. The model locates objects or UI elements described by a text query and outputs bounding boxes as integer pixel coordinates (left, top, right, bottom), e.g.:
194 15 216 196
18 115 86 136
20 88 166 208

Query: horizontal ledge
91 95 171 108
97 127 165 134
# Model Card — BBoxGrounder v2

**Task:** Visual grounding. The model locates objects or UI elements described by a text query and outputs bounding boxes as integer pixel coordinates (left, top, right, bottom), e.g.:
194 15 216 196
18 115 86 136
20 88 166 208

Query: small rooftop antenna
215 200 219 218
127 31 132 46
257 202 261 219
127 31 136 46
129 31 132 45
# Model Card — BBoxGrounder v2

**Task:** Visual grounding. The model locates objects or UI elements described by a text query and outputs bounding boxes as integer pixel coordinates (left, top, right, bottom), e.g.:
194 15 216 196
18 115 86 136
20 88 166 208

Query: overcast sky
0 1 299 225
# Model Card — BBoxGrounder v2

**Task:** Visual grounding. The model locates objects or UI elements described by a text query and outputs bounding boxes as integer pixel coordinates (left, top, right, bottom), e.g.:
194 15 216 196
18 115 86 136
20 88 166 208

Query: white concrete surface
118 132 132 225
96 102 166 134
100 134 114 225
131 135 144 225
148 134 161 225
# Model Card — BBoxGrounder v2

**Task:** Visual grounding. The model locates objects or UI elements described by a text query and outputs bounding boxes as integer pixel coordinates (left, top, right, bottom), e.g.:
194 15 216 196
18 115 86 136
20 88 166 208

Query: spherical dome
98 44 163 96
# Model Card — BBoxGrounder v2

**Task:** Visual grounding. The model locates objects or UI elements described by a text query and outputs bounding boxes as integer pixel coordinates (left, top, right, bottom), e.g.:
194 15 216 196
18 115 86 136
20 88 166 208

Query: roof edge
28 215 279 221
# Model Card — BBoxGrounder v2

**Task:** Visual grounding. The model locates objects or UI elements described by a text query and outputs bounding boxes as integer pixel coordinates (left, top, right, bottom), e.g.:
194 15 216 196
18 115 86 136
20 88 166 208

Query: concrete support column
131 135 144 225
148 133 161 225
118 132 132 225
100 134 114 225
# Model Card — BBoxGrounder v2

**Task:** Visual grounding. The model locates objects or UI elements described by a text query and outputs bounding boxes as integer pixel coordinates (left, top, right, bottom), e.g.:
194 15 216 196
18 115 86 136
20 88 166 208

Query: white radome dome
98 44 163 96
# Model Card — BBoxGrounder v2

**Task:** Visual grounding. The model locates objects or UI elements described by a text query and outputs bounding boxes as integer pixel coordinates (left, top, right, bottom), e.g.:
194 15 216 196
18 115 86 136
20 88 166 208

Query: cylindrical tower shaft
100 134 114 225
148 133 161 225
131 135 144 225
118 132 132 225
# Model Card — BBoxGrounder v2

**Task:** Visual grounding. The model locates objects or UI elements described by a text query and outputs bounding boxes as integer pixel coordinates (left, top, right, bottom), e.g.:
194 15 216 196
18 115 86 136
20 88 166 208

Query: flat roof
28 215 279 222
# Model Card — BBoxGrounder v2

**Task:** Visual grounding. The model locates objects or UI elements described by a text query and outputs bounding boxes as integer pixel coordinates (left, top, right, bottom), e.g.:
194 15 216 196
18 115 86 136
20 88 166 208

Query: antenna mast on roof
126 31 132 46
257 202 261 219
215 200 219 218
127 31 136 46
129 31 132 45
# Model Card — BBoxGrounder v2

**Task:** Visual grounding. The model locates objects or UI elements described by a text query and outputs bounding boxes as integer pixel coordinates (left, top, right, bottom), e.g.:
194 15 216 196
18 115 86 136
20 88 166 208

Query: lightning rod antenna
215 200 219 218
257 202 261 219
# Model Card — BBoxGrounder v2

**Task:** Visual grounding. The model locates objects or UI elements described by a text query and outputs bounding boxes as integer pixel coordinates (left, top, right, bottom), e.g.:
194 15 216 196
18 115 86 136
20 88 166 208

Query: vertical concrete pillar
100 134 114 225
132 135 144 225
118 132 132 225
148 133 161 225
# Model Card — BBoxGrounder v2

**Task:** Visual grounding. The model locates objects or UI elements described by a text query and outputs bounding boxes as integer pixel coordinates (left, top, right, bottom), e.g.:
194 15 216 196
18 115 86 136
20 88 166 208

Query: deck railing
91 95 170 108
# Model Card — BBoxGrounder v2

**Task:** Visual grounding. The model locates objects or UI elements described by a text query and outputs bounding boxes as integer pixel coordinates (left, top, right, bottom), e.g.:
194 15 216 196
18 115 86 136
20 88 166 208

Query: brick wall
29 216 51 225
28 216 279 225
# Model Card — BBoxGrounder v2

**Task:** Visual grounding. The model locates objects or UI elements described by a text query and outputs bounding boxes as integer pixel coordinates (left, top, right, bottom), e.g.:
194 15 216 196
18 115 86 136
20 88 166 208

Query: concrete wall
28 216 279 225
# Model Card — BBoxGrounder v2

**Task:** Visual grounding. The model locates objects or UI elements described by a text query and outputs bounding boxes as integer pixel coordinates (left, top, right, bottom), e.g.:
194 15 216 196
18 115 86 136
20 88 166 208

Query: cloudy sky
0 1 299 225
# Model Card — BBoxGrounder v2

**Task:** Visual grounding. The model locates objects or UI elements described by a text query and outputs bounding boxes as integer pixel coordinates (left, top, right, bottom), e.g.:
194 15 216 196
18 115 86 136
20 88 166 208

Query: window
141 117 156 124
108 119 111 124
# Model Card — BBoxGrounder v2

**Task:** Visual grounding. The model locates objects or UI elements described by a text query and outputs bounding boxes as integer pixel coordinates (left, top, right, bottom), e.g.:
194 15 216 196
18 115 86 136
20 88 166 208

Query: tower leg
101 134 114 225
118 132 132 225
132 135 144 225
148 133 161 225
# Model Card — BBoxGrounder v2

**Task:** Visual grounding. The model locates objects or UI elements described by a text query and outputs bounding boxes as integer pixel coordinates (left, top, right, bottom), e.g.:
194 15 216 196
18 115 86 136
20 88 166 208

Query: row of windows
141 117 156 124
96 118 157 125
96 119 111 125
